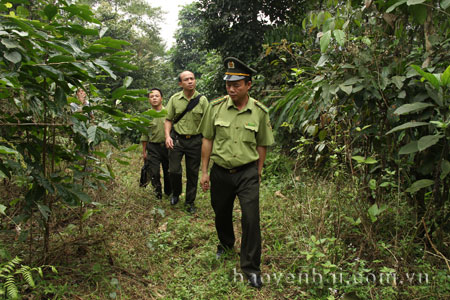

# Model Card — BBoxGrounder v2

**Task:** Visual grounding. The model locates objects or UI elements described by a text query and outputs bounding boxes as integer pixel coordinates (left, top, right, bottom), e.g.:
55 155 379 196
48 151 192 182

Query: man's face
76 89 87 103
178 71 196 92
226 79 251 102
149 90 162 108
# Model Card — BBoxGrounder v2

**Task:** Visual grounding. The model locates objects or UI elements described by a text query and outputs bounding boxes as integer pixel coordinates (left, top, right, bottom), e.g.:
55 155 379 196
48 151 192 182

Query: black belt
214 161 257 174
173 130 201 139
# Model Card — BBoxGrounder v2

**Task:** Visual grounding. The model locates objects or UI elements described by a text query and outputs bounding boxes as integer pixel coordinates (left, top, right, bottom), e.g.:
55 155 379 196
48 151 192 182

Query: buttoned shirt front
166 90 209 135
140 108 166 143
201 95 274 169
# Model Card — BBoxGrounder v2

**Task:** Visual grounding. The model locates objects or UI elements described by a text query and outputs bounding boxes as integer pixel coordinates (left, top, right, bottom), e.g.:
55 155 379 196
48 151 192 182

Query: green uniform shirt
166 90 209 135
201 95 274 169
140 108 166 143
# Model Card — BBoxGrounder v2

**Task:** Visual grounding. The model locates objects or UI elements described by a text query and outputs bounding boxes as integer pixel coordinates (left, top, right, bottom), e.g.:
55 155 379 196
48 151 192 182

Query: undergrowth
0 146 449 299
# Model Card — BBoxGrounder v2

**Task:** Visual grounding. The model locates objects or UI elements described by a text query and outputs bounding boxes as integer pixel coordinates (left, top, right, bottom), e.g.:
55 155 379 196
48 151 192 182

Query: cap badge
228 61 235 69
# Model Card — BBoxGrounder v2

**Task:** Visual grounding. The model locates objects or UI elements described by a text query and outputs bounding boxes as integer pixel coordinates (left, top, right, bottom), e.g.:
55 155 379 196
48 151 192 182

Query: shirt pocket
214 119 231 139
243 124 258 144
191 105 204 124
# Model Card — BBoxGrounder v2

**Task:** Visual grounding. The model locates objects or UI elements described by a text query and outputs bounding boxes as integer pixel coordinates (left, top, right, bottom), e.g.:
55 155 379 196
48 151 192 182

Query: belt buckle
186 135 191 139
229 168 237 174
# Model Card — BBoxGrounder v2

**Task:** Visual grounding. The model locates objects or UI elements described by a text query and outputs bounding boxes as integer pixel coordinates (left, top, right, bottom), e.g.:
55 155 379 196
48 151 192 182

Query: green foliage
0 256 55 299
199 0 314 62
0 0 162 259
263 0 450 234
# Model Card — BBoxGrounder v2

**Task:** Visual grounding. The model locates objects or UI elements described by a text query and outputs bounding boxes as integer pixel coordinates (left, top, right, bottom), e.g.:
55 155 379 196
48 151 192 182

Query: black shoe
185 203 196 214
215 245 231 259
215 248 226 260
247 273 263 289
170 195 179 205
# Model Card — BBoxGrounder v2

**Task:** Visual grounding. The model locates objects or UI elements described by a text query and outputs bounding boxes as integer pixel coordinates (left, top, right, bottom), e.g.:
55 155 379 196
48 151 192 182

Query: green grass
1 146 449 299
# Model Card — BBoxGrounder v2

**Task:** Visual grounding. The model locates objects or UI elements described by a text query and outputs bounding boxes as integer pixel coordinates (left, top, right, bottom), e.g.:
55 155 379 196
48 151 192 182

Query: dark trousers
146 142 171 198
210 162 261 276
168 133 202 204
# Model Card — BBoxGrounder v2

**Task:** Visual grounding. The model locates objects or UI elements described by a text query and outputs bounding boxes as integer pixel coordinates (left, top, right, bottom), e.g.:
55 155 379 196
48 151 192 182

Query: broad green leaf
407 0 426 4
387 0 407 12
406 179 434 193
3 51 21 64
343 77 360 85
369 179 377 190
0 204 6 215
442 0 450 9
141 109 167 118
441 65 450 86
112 86 126 99
441 160 450 180
333 29 346 47
394 102 433 115
410 65 440 89
339 84 352 95
37 204 51 221
386 121 428 134
410 4 427 24
115 158 130 165
417 135 442 151
48 55 76 64
1 38 19 49
361 36 371 46
123 76 133 88
364 157 378 164
44 4 57 20
122 144 139 152
94 37 131 49
94 59 117 80
351 156 365 163
87 126 97 144
320 30 331 53
0 145 18 155
399 140 419 155
63 4 100 24
316 54 329 67
368 204 379 222
391 76 405 89
54 86 66 108
58 24 98 36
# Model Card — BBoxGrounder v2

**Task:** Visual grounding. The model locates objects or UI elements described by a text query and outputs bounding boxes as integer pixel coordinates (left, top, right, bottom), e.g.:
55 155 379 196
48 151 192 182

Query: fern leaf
17 265 35 288
5 274 19 300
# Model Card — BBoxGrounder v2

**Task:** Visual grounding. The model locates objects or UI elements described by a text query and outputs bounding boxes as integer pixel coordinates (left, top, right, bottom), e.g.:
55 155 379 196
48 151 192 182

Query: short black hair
149 88 163 98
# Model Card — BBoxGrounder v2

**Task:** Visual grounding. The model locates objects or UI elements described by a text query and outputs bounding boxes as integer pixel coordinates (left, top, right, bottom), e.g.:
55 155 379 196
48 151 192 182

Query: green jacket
166 90 209 135
140 108 166 143
201 95 274 169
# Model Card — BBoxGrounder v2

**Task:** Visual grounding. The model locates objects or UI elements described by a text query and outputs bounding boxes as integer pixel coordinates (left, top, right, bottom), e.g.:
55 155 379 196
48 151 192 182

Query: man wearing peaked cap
223 57 257 81
200 57 274 289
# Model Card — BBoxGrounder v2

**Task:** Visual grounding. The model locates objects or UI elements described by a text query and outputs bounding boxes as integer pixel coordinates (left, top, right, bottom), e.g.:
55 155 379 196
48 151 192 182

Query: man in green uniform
141 88 171 199
165 71 209 213
200 58 274 288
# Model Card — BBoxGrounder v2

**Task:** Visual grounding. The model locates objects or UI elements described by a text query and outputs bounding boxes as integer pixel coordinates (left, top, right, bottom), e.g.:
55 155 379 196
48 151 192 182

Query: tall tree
198 0 311 63
170 2 224 99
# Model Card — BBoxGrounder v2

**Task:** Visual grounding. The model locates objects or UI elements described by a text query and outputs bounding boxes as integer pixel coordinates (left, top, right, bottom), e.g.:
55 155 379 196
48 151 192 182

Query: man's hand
200 172 210 192
143 152 147 162
165 136 174 149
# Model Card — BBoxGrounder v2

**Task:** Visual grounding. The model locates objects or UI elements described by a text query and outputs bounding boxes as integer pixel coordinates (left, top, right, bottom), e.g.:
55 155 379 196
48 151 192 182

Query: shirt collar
180 90 198 101
226 95 253 113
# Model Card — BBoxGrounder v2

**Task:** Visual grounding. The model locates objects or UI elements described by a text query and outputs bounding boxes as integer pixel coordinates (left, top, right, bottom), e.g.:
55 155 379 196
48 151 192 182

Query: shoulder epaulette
254 100 269 113
210 96 227 106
